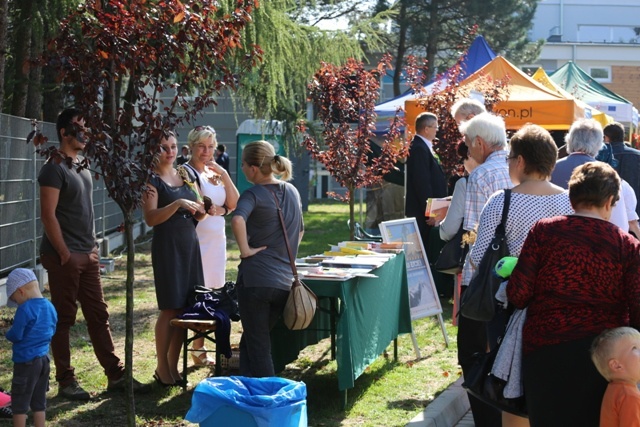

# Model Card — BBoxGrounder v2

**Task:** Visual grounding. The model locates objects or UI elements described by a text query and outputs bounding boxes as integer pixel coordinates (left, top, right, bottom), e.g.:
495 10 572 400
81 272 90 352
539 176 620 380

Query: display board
379 218 443 320
379 218 449 351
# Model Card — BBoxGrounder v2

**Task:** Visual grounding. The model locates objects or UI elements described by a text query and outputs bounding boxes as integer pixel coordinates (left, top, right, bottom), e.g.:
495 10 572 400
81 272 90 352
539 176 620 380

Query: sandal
191 347 215 366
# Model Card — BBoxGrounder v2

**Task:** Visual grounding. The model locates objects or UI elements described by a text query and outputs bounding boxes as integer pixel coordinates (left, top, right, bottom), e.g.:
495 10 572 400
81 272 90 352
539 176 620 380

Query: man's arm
40 186 71 265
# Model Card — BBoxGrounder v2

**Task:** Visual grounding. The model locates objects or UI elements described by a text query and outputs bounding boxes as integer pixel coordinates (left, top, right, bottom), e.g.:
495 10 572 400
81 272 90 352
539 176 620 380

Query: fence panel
0 113 137 277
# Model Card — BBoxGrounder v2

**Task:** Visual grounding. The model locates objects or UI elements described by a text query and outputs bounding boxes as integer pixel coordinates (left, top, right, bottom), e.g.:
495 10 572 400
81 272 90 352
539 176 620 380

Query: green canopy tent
549 61 639 130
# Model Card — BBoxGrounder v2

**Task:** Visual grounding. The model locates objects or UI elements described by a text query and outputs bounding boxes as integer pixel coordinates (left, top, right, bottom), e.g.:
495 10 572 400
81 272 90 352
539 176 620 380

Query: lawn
0 200 460 426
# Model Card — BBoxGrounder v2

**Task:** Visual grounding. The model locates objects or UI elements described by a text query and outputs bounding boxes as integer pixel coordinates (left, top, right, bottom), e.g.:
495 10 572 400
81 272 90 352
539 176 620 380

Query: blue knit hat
5 268 37 308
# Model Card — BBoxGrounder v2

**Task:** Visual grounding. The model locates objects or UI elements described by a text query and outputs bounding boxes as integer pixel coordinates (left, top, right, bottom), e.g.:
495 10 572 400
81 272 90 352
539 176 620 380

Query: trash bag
185 376 308 427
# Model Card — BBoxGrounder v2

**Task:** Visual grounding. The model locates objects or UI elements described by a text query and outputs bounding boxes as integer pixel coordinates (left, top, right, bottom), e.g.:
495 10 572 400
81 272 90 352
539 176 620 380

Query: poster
379 218 443 320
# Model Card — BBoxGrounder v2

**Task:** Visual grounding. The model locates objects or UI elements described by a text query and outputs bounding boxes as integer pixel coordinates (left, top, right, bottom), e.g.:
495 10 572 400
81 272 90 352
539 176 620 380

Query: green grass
0 200 460 426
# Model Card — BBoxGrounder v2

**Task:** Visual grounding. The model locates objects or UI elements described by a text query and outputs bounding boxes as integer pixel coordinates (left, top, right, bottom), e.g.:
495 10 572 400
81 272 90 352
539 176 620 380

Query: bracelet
222 206 228 216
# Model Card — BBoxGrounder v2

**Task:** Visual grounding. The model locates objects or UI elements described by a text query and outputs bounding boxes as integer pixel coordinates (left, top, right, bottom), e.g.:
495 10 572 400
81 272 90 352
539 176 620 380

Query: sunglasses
194 125 216 134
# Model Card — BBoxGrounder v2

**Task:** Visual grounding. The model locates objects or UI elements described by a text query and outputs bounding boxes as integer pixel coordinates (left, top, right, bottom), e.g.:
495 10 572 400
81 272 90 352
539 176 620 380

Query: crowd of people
3 108 303 425
423 101 640 427
4 101 640 426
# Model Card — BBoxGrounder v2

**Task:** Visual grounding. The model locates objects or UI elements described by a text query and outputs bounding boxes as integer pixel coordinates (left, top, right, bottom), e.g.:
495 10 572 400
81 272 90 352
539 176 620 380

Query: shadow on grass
45 384 197 426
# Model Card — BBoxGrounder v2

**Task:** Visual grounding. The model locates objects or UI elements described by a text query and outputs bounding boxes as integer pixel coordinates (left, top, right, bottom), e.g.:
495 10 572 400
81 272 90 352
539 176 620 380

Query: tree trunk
425 0 441 80
0 0 9 113
26 11 44 120
123 211 136 426
349 185 355 241
393 0 408 97
42 66 63 122
10 0 34 117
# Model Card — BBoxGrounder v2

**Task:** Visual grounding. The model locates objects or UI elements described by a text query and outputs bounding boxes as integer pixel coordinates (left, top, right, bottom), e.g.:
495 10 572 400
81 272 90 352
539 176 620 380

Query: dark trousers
523 336 607 427
457 288 502 427
237 283 289 377
11 355 50 414
41 251 123 386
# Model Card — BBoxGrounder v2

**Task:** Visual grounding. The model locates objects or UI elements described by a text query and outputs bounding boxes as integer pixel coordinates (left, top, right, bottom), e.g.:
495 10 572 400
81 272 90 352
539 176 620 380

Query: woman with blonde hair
181 125 239 365
231 141 304 377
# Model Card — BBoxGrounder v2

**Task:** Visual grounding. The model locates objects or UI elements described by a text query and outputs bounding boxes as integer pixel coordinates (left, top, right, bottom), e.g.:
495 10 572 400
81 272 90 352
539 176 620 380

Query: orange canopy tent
405 56 586 134
531 67 613 128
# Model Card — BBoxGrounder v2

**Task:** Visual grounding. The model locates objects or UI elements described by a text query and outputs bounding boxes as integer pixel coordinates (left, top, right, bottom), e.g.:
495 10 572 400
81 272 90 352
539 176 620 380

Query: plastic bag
185 376 307 427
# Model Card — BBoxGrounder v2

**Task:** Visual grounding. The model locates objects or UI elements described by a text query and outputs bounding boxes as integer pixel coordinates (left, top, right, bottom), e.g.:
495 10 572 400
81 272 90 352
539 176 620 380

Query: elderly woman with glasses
507 161 640 426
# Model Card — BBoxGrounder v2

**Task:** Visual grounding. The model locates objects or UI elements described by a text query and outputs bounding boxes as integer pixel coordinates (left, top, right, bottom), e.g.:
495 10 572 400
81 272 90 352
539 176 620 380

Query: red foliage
412 61 510 180
39 0 261 213
299 55 407 201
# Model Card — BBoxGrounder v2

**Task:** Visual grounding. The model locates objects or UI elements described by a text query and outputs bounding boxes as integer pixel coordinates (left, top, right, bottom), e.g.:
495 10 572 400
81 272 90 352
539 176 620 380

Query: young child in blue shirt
5 268 57 427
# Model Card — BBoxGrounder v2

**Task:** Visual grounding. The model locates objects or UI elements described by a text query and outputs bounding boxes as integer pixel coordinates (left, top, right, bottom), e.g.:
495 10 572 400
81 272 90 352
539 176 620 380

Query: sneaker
107 376 151 394
0 405 12 419
58 381 91 401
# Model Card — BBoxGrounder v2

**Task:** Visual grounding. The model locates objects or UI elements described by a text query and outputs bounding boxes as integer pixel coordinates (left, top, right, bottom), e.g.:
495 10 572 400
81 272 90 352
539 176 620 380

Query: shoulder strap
494 189 511 238
267 185 298 278
181 163 201 186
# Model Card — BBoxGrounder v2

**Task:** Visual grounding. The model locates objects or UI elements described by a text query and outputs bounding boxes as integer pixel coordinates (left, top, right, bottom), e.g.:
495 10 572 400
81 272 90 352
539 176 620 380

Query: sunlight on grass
0 200 461 427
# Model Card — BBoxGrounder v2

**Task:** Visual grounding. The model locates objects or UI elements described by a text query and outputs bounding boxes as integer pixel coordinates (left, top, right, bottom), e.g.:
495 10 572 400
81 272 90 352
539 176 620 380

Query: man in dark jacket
405 112 448 250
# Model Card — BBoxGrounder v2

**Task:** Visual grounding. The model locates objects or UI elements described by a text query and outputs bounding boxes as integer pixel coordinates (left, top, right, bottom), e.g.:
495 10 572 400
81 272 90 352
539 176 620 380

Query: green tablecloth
271 253 412 391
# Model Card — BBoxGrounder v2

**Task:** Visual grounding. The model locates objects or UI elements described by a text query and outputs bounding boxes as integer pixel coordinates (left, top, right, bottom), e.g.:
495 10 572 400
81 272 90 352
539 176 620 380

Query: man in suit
405 112 448 251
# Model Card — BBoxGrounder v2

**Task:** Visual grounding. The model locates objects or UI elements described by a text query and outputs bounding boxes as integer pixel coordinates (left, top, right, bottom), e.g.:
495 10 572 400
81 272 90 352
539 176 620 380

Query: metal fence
0 113 136 277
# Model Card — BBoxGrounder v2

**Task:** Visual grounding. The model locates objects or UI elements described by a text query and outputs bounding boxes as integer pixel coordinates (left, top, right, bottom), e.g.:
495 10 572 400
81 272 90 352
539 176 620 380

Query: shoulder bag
434 225 469 274
269 186 318 330
435 177 469 274
460 189 511 322
462 308 527 417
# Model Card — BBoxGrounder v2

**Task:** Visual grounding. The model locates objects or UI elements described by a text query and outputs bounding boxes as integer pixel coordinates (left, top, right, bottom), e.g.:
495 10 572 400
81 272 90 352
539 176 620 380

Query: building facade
527 0 640 109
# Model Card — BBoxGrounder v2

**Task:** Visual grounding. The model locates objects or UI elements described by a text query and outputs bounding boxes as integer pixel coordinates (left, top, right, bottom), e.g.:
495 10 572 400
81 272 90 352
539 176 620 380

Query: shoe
191 347 215 366
107 376 151 394
152 371 177 388
58 381 91 401
0 405 12 419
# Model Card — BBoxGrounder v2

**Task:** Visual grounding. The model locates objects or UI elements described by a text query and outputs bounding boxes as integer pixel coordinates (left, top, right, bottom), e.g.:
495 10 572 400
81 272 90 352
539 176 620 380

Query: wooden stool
170 318 221 388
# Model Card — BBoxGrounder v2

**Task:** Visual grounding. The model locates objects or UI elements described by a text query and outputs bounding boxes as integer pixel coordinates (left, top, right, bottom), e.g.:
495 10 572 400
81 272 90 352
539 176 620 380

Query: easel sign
379 218 449 352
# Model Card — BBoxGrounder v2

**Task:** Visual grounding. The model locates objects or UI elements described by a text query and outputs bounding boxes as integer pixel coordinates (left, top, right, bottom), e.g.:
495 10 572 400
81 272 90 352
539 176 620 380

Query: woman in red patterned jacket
507 161 640 427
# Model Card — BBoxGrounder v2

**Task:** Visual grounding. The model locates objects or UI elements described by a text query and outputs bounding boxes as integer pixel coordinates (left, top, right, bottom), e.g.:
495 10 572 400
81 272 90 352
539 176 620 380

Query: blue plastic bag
185 376 308 427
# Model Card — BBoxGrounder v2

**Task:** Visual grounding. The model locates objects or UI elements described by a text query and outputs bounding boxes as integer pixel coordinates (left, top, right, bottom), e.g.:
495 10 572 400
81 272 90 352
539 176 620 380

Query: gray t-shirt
38 158 96 254
233 182 303 291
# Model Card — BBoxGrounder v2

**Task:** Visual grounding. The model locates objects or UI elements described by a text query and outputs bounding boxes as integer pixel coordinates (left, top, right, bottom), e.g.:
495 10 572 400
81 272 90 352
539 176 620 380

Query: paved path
406 378 473 427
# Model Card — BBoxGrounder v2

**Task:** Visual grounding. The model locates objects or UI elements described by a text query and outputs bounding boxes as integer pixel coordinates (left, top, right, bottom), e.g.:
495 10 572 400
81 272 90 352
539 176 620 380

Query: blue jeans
237 283 289 377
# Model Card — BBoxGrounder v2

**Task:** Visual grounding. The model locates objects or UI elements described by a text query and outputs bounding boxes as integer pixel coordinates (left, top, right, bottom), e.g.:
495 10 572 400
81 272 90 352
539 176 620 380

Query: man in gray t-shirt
38 108 145 400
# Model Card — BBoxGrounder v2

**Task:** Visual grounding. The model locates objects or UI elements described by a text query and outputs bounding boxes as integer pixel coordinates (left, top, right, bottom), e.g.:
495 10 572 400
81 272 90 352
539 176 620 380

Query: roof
405 56 587 131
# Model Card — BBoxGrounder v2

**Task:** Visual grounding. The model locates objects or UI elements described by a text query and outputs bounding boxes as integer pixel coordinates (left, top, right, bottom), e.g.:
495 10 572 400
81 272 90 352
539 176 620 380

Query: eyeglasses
505 155 517 163
427 125 439 130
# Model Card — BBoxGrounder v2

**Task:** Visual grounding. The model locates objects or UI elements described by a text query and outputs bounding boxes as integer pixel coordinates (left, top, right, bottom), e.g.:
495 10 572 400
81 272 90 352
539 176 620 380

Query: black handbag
460 189 511 322
434 225 469 274
462 316 527 417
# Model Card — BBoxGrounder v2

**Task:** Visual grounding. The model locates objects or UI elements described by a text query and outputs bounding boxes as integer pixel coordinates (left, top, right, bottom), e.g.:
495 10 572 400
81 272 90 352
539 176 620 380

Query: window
589 67 611 83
